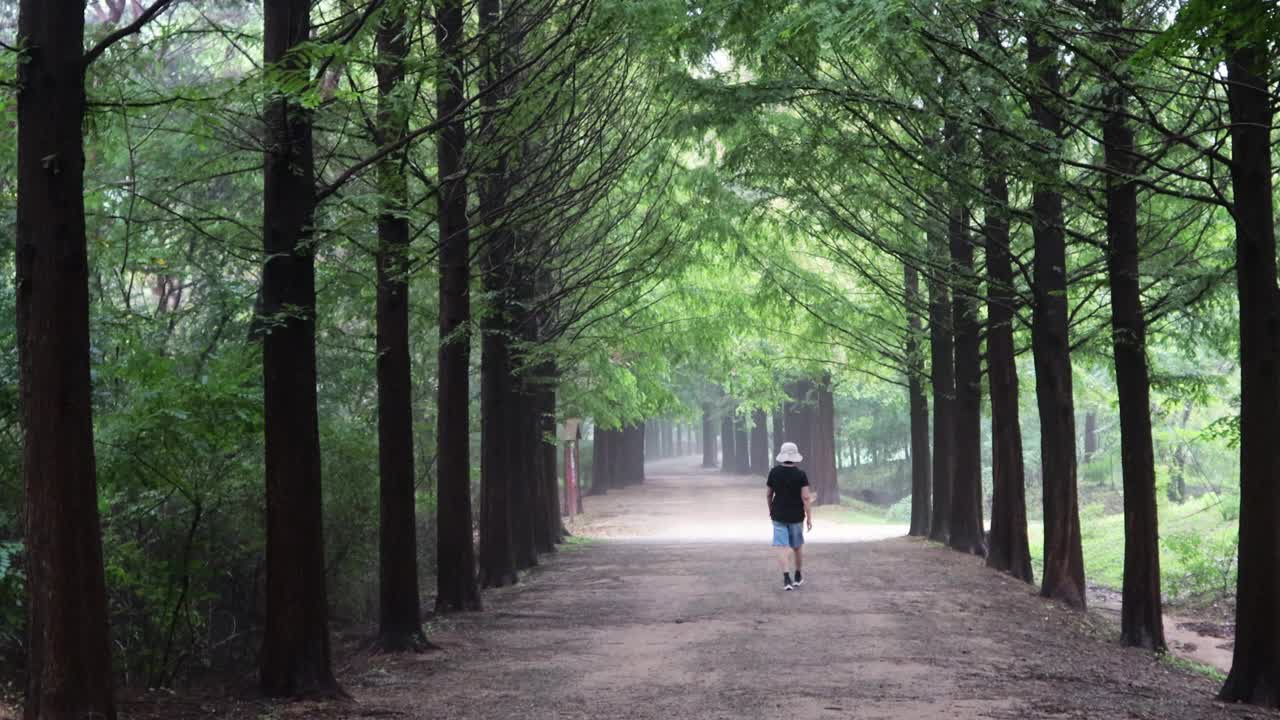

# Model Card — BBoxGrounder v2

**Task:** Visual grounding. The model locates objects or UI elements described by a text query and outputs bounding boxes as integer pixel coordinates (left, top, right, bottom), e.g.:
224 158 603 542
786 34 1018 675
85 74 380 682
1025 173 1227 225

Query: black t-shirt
767 464 809 524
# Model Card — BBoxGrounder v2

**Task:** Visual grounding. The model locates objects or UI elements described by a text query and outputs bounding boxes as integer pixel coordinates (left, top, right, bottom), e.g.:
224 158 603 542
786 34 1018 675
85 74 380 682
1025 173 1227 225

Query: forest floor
95 459 1275 720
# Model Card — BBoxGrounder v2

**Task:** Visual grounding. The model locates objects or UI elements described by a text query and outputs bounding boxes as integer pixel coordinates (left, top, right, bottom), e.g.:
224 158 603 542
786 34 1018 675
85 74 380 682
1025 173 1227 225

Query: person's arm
801 486 813 530
766 487 775 516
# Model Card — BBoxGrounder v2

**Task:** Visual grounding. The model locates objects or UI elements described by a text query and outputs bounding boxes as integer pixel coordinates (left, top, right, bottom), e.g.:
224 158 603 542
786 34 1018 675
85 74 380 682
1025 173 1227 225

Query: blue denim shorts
772 521 804 548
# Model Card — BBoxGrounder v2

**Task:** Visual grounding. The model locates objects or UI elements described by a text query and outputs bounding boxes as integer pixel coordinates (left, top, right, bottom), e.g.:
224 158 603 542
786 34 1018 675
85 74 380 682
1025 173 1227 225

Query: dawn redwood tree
374 0 426 651
904 264 931 537
720 413 735 471
975 9 1031 578
927 226 955 544
1096 0 1162 650
946 149 985 555
783 379 816 464
17 0 117 716
258 0 340 694
733 413 750 472
701 403 717 467
751 408 769 474
434 0 483 612
811 376 841 505
771 406 785 458
1219 2 1280 703
1026 27 1085 608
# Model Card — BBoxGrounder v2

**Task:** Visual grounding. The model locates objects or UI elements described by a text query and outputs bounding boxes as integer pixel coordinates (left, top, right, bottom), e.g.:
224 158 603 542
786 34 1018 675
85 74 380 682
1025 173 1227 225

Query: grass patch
829 497 893 525
1027 492 1238 599
1162 653 1227 683
560 534 600 550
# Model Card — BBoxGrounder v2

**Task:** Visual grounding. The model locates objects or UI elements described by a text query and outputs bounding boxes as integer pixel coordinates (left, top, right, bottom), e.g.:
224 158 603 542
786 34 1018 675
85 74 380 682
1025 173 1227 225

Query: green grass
1162 653 1227 683
829 497 894 525
1027 491 1238 598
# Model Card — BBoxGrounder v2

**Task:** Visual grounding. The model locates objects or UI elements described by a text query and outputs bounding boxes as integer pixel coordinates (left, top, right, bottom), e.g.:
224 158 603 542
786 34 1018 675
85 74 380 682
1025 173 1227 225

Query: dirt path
289 460 1269 719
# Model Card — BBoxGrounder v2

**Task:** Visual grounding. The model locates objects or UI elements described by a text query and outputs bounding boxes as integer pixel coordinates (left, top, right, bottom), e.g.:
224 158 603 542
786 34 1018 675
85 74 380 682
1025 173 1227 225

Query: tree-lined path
279 458 1259 720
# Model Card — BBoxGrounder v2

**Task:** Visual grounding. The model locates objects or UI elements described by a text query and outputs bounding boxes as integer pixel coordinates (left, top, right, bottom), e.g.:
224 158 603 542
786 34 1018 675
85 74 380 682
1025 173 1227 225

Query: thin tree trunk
927 225 955 544
1219 13 1280 704
905 265 932 537
771 406 785 460
258 0 340 694
374 2 425 651
17 1 117 716
1027 29 1085 609
434 0 482 612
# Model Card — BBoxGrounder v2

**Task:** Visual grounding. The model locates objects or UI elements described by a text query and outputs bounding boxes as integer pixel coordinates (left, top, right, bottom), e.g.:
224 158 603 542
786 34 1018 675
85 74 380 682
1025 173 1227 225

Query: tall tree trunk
751 409 769 475
976 16 1033 579
733 413 750 473
948 193 985 555
1027 29 1085 608
784 380 816 465
771 407 785 461
17 1 117 716
1097 0 1163 650
701 404 717 468
511 372 540 568
589 426 616 495
538 366 562 545
477 0 520 588
258 0 340 694
1084 411 1099 462
433 0 482 612
905 265 932 537
811 377 841 505
720 414 735 472
374 2 425 651
927 226 955 544
1220 13 1280 704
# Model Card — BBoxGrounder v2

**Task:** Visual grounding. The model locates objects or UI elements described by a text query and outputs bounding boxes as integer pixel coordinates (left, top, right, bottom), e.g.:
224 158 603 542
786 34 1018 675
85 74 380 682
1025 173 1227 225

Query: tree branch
83 0 175 69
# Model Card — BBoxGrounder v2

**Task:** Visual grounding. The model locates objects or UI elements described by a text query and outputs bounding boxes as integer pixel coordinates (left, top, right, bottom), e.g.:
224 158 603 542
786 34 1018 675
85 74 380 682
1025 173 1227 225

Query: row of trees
696 0 1276 704
10 0 688 713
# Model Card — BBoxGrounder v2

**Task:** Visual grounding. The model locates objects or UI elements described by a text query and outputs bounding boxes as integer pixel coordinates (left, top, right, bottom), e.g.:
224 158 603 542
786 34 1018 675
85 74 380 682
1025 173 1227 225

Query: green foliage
1163 528 1239 604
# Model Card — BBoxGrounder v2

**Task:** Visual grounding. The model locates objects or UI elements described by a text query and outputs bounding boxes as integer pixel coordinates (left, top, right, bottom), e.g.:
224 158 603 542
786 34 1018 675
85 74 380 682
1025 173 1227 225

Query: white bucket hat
776 442 803 464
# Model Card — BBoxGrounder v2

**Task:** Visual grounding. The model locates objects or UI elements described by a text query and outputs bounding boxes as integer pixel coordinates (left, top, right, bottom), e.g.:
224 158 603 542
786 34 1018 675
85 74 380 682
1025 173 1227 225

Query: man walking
768 441 813 590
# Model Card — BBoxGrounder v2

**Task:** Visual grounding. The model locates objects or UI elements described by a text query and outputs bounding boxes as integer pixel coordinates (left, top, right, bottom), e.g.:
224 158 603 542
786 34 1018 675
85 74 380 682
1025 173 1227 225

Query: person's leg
772 522 795 588
791 523 805 585
776 547 791 572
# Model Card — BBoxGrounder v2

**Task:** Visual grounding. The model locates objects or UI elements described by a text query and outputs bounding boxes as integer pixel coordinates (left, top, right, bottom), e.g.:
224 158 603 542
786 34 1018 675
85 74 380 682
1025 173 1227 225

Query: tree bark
374 2 425 651
433 0 482 613
720 414 735 472
1027 29 1085 609
811 377 841 505
783 380 816 465
701 404 717 468
751 409 769 475
904 265 932 537
1084 411 1099 462
1219 13 1280 704
947 195 985 555
1095 0 1163 650
733 413 750 473
17 1 117 716
927 226 955 544
976 24 1033 578
258 0 340 694
771 407 785 461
